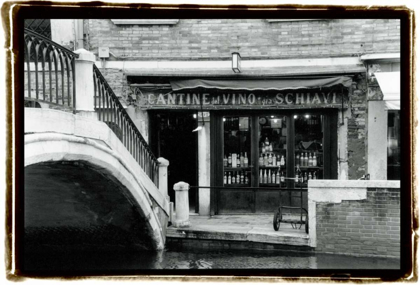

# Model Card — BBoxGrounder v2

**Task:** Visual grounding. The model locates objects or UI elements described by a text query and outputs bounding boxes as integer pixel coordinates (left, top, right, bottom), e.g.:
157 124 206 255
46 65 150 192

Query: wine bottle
313 153 317 167
296 153 300 167
280 171 285 187
268 153 273 165
228 154 232 167
259 169 263 184
236 171 240 184
263 154 268 166
224 155 228 167
232 153 237 168
263 169 268 184
280 155 285 166
271 170 276 183
228 172 231 184
272 154 277 166
276 171 280 184
300 153 304 167
224 172 227 184
245 173 249 184
259 153 264 166
244 152 249 167
240 171 244 184
240 152 244 167
237 154 240 167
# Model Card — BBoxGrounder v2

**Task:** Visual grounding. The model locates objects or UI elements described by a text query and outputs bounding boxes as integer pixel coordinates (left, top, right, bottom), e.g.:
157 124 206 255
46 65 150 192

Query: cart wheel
305 218 309 234
273 208 282 231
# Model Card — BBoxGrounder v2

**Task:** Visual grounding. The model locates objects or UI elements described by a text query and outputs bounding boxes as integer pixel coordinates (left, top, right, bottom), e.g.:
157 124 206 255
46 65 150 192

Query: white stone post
367 100 387 180
74 49 96 118
198 113 211 216
157 157 169 198
173 181 190 228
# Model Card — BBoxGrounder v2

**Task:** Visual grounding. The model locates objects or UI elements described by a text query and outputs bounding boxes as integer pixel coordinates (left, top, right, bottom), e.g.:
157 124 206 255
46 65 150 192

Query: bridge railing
24 29 160 187
24 28 78 111
93 65 159 186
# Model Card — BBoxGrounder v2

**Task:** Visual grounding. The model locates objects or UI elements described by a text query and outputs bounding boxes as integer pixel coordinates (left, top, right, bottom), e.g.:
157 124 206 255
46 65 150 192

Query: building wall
86 19 400 60
348 74 368 179
315 187 400 258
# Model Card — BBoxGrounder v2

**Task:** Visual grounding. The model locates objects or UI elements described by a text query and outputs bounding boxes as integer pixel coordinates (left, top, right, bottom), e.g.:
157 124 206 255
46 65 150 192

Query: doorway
149 112 198 213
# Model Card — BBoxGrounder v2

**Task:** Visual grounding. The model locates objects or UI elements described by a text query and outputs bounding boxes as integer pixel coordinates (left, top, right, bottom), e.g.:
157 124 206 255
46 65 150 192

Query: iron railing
93 65 159 186
24 28 78 110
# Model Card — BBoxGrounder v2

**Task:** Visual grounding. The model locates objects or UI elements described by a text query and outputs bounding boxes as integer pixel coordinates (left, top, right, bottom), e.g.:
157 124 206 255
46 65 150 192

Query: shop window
217 112 331 214
223 116 251 186
294 114 324 187
387 111 400 180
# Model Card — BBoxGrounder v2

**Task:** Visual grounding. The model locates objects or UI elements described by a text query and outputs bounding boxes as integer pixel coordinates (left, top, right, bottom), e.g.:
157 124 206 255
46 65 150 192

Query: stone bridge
25 108 169 251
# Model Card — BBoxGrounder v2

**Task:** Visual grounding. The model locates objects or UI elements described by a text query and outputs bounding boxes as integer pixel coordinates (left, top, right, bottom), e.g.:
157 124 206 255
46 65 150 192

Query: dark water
22 245 399 274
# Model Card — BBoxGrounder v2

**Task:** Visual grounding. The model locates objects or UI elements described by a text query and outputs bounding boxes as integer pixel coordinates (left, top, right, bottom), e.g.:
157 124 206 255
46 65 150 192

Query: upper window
387 111 400 180
111 19 179 25
24 19 51 38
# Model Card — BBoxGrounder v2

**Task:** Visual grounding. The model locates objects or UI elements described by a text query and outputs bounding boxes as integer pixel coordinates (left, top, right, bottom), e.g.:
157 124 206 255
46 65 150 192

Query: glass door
256 115 288 212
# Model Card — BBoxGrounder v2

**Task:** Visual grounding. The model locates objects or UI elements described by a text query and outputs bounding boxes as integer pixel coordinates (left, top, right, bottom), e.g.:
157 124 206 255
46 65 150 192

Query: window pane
223 116 251 186
294 114 324 187
387 111 400 180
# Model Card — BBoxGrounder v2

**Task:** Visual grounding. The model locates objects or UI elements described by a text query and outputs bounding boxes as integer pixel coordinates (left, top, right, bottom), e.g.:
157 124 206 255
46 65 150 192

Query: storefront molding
96 57 364 77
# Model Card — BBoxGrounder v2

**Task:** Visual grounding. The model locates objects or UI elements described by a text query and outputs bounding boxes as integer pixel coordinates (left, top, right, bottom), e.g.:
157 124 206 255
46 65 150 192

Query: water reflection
23 246 399 273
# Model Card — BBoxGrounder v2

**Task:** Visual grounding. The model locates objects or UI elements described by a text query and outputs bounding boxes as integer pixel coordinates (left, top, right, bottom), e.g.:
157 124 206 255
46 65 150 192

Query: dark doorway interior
149 112 198 213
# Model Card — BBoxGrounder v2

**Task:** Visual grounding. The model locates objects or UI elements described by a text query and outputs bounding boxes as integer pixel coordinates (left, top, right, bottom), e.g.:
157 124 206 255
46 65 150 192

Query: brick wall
315 187 400 258
86 19 400 60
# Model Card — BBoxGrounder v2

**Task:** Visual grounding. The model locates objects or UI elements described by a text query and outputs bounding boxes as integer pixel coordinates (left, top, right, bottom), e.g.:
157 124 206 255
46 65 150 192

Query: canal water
23 245 399 274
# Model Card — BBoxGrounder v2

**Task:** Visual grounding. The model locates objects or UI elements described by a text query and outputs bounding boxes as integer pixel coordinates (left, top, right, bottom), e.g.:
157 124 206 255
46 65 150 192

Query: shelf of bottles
258 115 287 188
223 116 251 186
294 114 324 188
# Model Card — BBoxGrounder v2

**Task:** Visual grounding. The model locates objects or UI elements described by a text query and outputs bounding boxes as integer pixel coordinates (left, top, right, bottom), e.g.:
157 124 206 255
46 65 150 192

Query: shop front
134 76 352 215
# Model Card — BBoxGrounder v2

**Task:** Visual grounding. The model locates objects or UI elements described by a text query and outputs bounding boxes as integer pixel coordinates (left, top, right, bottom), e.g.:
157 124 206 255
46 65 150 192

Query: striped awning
170 76 353 92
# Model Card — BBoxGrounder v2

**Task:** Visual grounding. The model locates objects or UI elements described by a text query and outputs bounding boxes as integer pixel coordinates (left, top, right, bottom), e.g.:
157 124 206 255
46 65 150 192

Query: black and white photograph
3 1 414 281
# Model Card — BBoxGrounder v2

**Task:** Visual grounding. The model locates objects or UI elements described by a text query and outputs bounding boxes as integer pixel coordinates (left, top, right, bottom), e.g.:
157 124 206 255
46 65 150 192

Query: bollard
157 157 169 198
173 181 190 228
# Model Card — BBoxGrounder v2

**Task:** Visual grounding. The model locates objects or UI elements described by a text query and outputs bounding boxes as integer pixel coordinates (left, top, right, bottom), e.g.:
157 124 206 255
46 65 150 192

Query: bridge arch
24 108 168 251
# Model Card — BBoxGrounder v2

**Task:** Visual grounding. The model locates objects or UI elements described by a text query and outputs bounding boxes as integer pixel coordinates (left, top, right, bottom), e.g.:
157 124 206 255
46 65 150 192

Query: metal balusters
92 65 159 186
34 41 40 100
24 29 77 109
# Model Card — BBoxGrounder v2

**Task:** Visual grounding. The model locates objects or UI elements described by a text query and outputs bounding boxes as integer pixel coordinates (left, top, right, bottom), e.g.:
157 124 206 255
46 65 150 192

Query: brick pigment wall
315 187 400 258
86 19 400 60
347 74 368 179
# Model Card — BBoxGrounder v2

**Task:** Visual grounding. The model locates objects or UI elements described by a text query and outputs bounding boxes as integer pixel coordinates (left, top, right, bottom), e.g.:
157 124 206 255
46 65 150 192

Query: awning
374 72 400 110
170 76 353 92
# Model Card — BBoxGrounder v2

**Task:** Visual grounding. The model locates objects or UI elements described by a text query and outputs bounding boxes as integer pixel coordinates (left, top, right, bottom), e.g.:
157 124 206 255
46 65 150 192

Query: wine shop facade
132 74 361 215
74 18 401 216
